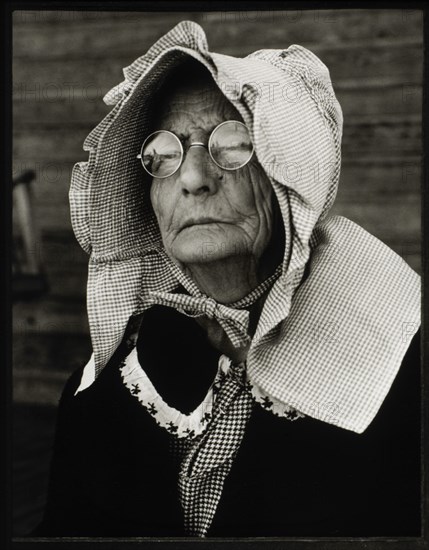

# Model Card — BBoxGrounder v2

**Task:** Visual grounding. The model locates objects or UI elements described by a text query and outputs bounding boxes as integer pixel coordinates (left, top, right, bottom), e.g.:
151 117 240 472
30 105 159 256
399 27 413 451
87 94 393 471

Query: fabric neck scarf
175 362 253 537
120 316 253 537
129 256 282 537
134 250 283 350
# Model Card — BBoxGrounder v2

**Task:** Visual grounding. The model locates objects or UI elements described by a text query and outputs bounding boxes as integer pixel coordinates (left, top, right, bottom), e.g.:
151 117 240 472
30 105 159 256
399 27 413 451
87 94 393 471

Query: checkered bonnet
70 21 420 434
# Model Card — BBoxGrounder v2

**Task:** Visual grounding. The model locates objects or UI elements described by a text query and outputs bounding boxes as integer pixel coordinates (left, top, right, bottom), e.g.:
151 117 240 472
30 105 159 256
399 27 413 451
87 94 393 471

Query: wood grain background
13 8 422 403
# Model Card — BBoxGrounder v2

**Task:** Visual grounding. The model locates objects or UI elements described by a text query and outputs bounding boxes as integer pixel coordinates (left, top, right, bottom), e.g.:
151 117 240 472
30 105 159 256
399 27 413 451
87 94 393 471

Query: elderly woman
36 21 420 537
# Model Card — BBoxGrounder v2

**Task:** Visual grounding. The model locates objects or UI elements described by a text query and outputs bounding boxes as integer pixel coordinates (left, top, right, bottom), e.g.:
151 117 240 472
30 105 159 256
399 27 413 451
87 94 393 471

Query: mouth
179 217 228 232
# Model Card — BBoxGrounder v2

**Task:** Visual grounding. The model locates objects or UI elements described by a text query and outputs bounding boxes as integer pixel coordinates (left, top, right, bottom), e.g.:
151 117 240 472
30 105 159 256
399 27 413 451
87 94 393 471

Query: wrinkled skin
150 79 276 294
149 74 281 361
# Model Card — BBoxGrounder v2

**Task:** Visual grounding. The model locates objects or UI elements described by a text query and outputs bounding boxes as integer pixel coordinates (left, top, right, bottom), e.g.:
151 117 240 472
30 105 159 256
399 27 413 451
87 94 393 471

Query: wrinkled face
149 75 275 267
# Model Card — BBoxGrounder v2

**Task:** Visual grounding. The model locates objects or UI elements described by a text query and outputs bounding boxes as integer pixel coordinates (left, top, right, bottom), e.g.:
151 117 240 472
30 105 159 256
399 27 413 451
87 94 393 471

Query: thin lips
180 217 227 231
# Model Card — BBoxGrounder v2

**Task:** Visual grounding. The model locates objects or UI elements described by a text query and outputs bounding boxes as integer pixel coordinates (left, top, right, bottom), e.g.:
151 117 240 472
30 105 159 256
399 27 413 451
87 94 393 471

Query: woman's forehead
155 79 241 131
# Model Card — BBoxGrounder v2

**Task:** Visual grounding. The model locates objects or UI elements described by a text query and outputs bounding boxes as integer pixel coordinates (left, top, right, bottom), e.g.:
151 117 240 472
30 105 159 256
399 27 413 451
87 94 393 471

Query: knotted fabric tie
139 291 251 348
132 259 282 535
135 252 283 349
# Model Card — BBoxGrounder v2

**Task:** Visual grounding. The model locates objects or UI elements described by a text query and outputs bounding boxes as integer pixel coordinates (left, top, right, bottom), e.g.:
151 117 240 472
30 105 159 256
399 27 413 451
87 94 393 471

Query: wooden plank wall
13 9 423 405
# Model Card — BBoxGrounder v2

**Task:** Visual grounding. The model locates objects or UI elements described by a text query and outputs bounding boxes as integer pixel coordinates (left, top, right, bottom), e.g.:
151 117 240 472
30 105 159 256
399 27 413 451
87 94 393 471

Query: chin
169 231 246 265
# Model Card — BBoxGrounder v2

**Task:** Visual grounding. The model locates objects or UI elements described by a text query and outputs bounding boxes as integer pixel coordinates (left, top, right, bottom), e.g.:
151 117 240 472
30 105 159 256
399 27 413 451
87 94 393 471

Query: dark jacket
34 306 421 537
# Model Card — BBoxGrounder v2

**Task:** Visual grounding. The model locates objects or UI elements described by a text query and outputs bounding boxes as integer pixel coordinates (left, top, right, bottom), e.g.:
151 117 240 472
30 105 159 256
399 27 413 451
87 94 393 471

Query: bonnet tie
136 291 251 348
129 258 282 536
133 254 283 349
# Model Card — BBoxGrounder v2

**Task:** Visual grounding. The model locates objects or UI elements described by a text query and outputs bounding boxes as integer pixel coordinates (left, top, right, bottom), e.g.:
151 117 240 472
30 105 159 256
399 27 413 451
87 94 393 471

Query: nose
177 145 220 197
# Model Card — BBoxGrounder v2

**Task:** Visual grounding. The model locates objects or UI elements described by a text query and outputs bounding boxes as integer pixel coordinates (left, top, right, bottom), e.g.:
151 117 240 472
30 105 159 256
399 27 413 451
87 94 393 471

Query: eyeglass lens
140 121 253 178
141 131 182 178
210 121 253 170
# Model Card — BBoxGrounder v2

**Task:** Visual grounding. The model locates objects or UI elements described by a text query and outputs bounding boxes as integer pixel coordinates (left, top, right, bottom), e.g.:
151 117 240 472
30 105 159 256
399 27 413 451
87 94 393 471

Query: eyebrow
162 123 223 140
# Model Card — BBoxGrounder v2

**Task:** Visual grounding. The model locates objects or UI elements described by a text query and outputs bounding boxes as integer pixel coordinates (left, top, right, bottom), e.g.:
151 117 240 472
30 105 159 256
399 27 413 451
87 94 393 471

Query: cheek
236 163 275 254
150 182 173 234
251 165 274 217
221 169 258 213
226 163 273 217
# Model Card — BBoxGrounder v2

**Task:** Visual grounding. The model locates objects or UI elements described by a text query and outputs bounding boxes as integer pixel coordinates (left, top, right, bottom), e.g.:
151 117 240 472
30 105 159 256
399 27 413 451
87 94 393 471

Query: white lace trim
120 348 232 439
120 348 304 439
247 375 305 421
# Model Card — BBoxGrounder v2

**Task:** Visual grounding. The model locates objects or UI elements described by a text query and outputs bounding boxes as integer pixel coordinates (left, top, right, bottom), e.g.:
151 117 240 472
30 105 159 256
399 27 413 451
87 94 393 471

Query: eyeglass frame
136 120 254 179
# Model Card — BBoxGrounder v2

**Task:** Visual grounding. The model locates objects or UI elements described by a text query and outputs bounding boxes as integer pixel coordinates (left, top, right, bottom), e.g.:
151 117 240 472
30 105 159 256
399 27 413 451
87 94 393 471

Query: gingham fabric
71 20 421 435
118 287 262 536
104 267 275 536
132 250 282 348
120 263 283 535
177 361 253 537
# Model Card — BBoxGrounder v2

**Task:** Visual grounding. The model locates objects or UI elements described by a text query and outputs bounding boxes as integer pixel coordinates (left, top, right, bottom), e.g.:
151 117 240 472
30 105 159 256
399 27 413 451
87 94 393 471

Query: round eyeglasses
136 120 254 179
